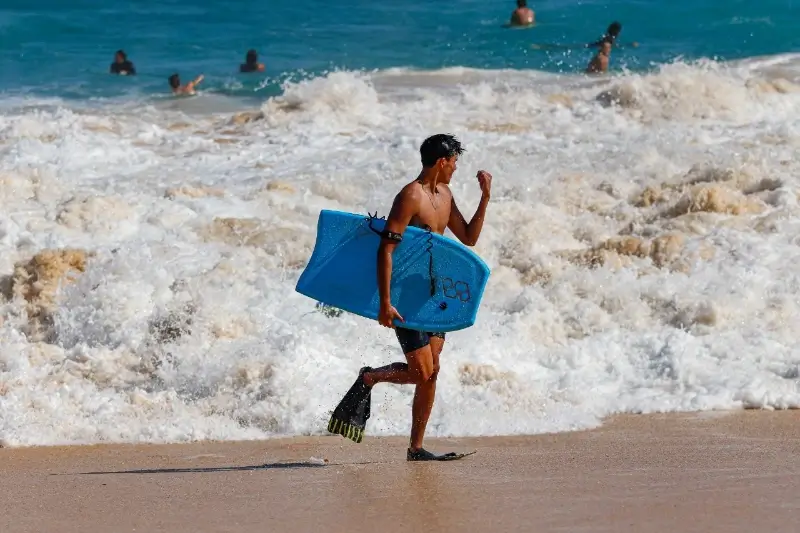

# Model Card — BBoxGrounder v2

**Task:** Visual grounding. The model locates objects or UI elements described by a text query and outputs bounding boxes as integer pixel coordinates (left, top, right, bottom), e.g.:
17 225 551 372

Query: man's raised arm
446 170 492 246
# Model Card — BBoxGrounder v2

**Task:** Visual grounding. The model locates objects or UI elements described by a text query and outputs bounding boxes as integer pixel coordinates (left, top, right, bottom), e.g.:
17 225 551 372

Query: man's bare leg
362 362 416 386
362 337 443 450
409 336 443 450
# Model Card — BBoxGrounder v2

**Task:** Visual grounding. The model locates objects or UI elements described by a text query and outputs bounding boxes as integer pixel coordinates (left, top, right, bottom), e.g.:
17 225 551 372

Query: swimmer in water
240 49 265 73
168 73 204 95
586 40 611 74
509 0 534 26
109 50 136 76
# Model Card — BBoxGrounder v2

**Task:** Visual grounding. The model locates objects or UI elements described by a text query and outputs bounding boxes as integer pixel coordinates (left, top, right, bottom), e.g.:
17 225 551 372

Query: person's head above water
607 21 622 38
516 0 527 7
168 74 181 89
109 50 136 75
420 134 465 183
240 49 265 73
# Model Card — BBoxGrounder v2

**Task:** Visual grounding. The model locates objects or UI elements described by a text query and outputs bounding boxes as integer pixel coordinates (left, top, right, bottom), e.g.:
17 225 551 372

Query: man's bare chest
413 201 450 234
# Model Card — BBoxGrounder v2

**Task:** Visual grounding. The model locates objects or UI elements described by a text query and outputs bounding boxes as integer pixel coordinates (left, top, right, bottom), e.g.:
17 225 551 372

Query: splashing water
2 55 800 446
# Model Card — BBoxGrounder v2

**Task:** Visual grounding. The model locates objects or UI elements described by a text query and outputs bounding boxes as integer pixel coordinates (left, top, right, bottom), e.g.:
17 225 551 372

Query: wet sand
2 411 800 533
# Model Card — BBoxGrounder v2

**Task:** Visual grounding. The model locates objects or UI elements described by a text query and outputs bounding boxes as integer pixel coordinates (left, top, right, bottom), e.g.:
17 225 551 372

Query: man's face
115 53 124 63
438 155 458 183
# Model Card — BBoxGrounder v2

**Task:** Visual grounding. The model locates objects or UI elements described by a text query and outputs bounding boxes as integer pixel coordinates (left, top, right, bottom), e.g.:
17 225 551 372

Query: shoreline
0 407 788 453
3 410 800 532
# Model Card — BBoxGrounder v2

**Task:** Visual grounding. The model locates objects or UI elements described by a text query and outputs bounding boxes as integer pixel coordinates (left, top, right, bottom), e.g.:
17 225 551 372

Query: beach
3 410 799 533
3 4 800 533
4 3 800 448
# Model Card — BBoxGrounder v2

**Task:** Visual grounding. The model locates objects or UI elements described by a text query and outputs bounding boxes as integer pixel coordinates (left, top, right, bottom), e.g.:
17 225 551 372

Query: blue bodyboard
295 210 491 332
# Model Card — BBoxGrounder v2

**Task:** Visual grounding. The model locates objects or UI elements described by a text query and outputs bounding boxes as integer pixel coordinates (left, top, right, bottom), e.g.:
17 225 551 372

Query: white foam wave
2 56 800 446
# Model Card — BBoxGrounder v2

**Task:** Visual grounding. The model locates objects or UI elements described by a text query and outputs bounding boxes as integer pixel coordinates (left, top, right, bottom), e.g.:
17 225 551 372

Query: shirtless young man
351 134 492 460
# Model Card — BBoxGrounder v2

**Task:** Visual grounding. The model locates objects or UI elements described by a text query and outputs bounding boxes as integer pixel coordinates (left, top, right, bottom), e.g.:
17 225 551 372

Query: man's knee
404 336 443 384
413 363 439 384
411 366 430 384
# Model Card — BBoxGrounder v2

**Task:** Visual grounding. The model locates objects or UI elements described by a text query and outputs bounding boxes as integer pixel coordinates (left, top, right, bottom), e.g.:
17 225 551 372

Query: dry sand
2 411 800 533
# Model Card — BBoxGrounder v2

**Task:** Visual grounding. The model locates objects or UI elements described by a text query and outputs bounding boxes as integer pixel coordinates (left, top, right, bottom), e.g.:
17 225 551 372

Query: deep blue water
0 0 798 100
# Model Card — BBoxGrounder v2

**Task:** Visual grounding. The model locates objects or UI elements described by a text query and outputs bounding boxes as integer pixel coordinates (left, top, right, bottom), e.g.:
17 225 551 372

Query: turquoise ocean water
1 0 797 101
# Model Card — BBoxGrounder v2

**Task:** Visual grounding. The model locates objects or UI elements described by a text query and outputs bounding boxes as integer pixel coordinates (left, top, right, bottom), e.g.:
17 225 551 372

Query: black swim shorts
395 327 445 354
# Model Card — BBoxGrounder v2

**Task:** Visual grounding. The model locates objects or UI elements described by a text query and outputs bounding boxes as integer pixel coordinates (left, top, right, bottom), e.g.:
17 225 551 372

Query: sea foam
2 55 800 446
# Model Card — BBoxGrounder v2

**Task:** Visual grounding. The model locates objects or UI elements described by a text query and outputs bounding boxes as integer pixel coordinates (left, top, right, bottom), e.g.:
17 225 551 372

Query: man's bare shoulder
438 183 455 200
385 181 423 221
394 181 424 203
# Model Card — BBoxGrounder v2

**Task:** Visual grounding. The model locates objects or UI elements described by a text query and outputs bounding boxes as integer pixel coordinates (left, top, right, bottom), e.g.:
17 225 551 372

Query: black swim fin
407 448 478 461
327 366 373 444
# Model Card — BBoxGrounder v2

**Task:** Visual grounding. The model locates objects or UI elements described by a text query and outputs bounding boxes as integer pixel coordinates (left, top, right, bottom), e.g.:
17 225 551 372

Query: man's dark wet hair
168 74 180 88
246 49 258 64
587 22 623 48
420 134 465 167
516 0 527 7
